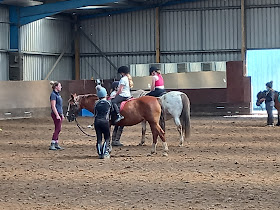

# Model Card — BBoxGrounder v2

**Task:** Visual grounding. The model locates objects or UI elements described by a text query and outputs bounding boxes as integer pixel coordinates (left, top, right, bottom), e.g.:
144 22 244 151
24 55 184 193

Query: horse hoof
179 144 183 147
147 153 152 156
162 152 168 157
138 142 145 146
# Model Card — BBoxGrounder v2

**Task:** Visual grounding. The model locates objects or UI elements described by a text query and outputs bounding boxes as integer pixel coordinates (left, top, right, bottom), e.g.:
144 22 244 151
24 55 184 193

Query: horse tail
180 93 191 138
158 98 165 133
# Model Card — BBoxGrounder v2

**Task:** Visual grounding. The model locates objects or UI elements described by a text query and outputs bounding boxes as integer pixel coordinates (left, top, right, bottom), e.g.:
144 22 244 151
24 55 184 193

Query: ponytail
127 74 134 89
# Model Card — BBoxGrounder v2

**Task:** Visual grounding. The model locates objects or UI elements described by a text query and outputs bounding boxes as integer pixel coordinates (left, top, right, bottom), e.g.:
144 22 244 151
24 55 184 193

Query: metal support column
74 16 80 80
241 0 246 75
155 7 160 63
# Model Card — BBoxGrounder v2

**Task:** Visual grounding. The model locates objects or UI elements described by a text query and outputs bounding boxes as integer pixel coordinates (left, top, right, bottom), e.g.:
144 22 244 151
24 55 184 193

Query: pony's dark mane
81 94 98 99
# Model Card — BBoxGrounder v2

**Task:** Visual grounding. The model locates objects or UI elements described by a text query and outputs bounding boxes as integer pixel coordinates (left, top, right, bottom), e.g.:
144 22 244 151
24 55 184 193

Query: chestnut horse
256 90 280 126
66 94 168 156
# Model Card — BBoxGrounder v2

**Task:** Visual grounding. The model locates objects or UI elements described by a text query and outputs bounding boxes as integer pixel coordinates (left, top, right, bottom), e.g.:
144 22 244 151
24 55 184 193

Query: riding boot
54 142 64 150
96 143 103 159
112 126 124 146
113 103 124 123
102 141 110 159
49 143 57 150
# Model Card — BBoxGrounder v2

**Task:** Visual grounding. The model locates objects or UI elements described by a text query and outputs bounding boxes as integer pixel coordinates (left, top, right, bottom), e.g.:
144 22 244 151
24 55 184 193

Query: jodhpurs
111 95 129 115
51 112 63 140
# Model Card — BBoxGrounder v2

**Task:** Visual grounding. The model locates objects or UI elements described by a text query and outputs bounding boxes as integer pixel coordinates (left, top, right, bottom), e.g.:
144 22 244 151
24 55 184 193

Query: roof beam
19 0 120 25
79 0 205 20
20 0 120 18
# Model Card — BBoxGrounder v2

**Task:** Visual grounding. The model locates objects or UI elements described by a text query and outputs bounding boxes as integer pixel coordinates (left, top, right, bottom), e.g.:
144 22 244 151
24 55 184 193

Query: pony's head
66 93 81 122
256 91 266 106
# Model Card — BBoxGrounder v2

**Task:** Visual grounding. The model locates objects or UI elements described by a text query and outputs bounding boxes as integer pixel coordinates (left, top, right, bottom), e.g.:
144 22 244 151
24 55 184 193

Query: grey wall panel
166 0 240 9
160 10 202 51
160 52 240 63
80 54 155 80
23 55 73 81
80 9 155 54
203 9 241 50
0 52 8 80
246 6 280 49
0 6 9 51
20 17 73 53
246 0 280 6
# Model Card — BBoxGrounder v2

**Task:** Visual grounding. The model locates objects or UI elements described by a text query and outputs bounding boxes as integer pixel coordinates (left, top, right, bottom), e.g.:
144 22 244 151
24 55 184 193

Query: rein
74 117 96 138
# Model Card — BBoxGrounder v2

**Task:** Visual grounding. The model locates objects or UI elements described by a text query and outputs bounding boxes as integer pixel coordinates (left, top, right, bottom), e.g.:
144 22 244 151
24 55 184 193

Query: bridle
66 96 96 138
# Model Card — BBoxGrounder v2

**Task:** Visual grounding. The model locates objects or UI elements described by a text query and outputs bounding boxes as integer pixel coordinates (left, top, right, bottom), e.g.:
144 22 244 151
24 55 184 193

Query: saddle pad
120 98 136 112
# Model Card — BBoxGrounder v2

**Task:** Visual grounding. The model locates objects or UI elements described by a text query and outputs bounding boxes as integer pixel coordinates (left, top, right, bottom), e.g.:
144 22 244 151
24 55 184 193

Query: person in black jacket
260 81 275 126
94 85 111 159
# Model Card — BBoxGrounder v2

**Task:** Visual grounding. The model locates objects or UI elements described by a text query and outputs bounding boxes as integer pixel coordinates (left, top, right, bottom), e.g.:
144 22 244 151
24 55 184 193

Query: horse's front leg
157 124 168 157
150 125 158 154
139 121 147 146
277 113 280 126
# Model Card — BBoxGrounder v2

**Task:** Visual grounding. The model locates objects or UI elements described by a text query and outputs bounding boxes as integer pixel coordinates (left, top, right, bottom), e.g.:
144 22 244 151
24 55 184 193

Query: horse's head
66 93 81 122
256 91 266 106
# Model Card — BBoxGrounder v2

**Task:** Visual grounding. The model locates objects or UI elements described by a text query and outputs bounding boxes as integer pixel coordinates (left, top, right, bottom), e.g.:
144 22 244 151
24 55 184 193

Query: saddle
120 98 136 112
110 97 135 125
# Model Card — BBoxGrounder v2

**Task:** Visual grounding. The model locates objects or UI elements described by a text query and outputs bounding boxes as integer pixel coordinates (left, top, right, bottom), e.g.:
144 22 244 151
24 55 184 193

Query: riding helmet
149 66 159 75
111 81 119 90
96 85 107 98
118 66 130 74
266 81 273 88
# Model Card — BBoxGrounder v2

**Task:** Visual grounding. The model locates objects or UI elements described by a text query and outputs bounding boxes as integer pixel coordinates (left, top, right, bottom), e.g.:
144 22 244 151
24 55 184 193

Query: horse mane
83 94 97 98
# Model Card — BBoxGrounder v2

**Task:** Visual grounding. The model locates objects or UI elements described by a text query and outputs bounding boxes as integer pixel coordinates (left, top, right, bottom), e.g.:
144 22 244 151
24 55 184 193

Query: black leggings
147 88 165 97
94 119 110 145
111 95 129 114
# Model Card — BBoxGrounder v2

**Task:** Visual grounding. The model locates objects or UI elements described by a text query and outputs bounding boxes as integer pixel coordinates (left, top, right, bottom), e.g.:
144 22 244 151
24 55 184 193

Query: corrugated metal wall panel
0 52 8 80
166 0 240 9
0 6 9 81
20 17 73 53
0 6 9 51
160 10 202 51
80 9 155 54
247 0 280 6
246 6 280 49
23 55 73 81
80 54 155 80
160 52 240 63
203 9 241 50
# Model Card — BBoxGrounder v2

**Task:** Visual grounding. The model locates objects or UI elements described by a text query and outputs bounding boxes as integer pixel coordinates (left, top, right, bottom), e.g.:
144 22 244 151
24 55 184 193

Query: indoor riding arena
1 0 280 209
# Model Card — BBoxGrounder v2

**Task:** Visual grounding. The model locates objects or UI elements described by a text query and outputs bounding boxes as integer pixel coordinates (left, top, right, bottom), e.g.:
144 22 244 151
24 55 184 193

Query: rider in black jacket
94 85 111 159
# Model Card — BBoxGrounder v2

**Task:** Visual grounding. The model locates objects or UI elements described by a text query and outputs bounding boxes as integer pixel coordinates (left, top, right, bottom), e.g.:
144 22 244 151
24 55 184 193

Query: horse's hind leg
174 117 184 146
139 121 147 146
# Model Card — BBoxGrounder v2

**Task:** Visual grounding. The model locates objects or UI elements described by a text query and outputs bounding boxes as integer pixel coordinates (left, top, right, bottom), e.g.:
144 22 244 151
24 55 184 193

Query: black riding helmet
118 66 130 74
266 81 273 89
111 81 119 90
149 66 159 75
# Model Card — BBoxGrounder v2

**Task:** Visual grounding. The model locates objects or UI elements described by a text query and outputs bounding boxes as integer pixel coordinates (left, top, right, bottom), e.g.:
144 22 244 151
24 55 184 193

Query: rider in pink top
146 66 166 97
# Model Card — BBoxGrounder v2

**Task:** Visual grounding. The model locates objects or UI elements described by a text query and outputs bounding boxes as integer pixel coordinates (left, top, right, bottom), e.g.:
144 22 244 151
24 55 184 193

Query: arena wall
0 61 250 119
